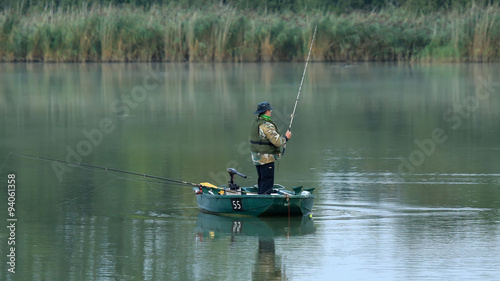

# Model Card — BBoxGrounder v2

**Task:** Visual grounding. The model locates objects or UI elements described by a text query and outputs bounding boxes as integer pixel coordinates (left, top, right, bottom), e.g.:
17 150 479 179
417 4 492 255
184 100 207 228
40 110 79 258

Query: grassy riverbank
1 3 499 62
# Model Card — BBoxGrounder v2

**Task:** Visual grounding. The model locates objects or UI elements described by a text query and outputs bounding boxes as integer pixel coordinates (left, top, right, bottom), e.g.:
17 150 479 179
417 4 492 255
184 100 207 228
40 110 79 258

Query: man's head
254 102 274 116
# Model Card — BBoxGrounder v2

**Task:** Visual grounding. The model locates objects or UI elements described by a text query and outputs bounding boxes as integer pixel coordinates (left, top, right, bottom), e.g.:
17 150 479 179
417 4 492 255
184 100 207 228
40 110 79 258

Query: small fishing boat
15 154 315 216
193 168 315 217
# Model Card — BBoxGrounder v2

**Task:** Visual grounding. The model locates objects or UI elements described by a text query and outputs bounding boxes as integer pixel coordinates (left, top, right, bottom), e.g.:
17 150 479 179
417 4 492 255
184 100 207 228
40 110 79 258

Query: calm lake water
1 62 500 280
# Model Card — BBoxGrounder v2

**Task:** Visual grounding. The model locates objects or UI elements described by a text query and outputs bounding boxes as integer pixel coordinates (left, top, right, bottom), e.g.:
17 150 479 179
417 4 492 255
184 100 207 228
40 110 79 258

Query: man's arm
260 122 288 147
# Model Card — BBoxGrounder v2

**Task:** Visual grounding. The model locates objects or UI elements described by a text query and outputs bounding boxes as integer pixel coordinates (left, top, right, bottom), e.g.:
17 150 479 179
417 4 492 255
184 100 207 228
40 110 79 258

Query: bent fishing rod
283 25 317 155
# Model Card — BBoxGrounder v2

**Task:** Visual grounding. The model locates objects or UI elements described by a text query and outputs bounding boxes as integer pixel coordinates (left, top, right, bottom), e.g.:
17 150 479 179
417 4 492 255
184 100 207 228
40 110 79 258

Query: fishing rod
12 153 248 194
283 25 317 155
13 153 201 187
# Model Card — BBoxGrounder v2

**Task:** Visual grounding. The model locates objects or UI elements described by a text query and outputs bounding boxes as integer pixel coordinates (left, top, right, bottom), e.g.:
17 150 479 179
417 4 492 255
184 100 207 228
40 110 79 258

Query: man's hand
285 130 292 140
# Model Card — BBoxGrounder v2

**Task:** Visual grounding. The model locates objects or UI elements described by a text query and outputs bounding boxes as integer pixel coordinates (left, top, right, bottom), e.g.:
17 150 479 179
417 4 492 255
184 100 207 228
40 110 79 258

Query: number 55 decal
231 198 243 211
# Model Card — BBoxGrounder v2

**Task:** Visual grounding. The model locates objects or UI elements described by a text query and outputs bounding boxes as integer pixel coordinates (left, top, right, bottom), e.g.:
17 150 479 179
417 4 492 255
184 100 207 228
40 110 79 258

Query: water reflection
195 212 315 280
2 62 500 280
252 239 281 281
195 212 315 238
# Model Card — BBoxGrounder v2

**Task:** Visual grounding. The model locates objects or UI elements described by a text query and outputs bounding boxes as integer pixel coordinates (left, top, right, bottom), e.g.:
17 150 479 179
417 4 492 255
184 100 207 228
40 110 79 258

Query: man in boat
250 102 292 194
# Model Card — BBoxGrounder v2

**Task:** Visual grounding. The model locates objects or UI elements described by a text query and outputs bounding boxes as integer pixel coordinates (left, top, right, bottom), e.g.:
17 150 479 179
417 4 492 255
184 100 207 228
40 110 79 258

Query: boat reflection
195 212 315 281
195 212 316 238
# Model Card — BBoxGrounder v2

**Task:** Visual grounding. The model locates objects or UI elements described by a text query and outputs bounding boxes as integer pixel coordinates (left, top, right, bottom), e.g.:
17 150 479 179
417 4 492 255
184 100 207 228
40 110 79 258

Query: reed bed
1 4 499 62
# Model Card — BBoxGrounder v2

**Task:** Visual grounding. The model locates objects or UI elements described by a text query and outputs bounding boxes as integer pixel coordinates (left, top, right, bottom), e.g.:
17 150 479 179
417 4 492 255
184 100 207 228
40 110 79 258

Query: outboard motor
227 168 246 190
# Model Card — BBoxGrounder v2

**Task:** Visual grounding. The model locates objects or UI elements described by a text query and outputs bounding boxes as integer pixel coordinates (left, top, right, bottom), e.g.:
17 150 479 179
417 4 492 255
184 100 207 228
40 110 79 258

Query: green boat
193 168 315 217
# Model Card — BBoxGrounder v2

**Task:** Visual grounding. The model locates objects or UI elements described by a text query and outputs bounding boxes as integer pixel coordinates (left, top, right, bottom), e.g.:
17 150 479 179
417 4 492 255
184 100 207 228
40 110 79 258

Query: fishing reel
227 168 246 190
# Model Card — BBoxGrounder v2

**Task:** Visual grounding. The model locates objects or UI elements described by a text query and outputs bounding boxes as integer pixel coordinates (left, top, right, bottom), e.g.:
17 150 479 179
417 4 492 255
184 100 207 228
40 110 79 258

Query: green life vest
249 116 282 154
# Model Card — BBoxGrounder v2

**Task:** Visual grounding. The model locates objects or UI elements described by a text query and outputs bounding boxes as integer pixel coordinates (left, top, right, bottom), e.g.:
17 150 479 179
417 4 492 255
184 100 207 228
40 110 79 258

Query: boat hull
194 192 315 217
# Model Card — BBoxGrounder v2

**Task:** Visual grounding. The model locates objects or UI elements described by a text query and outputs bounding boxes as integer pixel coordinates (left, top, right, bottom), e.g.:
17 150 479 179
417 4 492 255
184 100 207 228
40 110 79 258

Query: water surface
1 62 500 280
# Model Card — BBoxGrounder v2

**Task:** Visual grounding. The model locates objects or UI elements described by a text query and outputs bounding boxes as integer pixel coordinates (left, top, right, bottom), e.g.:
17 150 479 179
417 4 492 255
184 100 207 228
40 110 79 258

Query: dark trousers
255 162 275 194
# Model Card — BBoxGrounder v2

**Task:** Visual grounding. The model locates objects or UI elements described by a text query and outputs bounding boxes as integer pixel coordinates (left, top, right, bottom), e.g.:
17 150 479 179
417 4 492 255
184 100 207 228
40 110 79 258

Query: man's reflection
252 238 283 281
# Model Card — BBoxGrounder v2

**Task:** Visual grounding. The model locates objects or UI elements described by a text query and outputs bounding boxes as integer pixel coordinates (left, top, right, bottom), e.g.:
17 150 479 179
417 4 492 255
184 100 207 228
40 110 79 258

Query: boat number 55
230 198 243 211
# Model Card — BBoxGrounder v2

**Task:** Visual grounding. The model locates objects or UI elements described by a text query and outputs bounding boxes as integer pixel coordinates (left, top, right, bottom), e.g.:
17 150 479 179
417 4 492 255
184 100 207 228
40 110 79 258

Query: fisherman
250 102 292 194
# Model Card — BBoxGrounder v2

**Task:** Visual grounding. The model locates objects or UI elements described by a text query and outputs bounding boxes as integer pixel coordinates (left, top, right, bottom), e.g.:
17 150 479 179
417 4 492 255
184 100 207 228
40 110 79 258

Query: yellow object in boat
200 182 219 188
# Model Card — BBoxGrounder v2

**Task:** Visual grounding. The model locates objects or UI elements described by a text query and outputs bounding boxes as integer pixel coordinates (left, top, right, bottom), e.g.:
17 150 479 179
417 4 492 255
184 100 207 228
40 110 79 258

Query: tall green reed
0 4 499 62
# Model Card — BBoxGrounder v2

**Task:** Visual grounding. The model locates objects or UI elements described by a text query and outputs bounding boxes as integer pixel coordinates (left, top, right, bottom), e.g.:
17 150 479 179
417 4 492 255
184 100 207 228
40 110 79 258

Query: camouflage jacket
251 118 287 165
